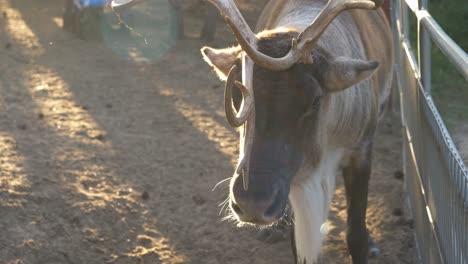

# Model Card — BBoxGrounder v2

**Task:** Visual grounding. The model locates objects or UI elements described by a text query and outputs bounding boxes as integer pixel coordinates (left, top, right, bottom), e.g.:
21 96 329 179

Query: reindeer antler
207 0 381 71
286 0 379 66
224 65 254 127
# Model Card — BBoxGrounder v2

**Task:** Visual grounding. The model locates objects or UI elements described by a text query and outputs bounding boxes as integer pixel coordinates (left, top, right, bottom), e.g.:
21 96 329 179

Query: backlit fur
254 1 393 263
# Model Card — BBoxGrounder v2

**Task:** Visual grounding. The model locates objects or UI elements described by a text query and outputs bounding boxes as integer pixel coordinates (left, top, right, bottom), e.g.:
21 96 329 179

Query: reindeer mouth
228 173 290 226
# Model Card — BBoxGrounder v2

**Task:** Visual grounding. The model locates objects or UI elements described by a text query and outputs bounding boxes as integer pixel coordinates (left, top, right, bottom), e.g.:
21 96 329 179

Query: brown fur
351 9 394 116
201 1 394 262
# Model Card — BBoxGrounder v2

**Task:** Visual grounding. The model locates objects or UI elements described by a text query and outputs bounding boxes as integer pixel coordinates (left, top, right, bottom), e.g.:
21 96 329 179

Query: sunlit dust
0 133 31 207
69 166 141 214
171 97 238 164
1 6 188 261
52 16 63 28
126 234 186 264
23 67 109 146
2 2 44 55
127 47 149 64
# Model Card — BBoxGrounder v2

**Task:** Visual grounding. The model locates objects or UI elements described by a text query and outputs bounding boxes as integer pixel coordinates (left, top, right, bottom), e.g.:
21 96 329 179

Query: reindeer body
201 0 393 263
252 2 393 263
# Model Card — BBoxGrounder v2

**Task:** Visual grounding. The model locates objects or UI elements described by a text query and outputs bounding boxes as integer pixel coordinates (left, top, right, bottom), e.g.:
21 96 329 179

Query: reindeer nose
230 176 285 225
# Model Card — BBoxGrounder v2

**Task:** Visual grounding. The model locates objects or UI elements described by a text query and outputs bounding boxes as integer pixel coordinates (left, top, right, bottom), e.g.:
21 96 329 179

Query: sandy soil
0 0 418 263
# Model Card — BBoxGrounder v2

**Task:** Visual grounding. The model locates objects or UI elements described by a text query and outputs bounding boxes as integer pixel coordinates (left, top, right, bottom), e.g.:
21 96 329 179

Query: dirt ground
0 0 418 263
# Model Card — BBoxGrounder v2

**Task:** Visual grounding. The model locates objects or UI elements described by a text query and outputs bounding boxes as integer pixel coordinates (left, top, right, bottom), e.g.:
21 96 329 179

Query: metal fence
390 0 468 263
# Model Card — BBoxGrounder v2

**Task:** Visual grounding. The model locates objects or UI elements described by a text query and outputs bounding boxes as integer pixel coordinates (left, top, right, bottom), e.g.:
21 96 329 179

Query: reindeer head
202 0 381 226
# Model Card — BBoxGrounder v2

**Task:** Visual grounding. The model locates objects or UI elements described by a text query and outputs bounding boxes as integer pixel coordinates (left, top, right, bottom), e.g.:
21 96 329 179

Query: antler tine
293 0 380 64
224 65 254 127
209 0 380 71
225 63 254 190
206 0 296 70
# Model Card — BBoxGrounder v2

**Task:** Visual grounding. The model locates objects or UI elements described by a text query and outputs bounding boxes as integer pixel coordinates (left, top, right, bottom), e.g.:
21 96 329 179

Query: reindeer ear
321 57 379 92
201 46 241 80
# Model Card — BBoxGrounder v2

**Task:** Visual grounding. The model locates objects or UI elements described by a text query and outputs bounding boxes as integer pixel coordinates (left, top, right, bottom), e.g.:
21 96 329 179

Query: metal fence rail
391 0 468 263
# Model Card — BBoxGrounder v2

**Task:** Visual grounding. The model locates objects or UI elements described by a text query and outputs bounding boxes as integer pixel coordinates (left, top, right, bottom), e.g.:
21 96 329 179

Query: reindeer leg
200 3 217 41
342 142 373 264
168 0 185 40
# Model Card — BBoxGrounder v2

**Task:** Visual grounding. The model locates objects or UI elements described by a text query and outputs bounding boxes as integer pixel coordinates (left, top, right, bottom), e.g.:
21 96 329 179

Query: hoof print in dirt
394 170 404 180
192 194 206 205
5 42 11 49
392 208 403 217
137 235 153 247
93 134 105 141
141 191 150 200
70 216 80 226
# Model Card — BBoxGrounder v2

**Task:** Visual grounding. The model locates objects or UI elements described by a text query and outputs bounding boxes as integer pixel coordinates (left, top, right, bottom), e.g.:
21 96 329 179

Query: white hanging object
111 0 143 12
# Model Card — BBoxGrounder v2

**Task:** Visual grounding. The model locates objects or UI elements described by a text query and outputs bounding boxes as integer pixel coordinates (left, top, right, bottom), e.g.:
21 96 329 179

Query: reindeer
201 0 393 263
168 0 218 41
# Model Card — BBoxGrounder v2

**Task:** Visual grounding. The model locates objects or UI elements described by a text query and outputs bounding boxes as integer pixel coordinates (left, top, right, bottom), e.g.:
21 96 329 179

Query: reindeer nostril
231 202 243 216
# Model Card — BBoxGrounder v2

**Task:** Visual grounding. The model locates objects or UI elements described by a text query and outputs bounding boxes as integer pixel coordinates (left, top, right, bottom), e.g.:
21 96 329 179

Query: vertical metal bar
402 0 410 38
461 179 468 263
395 0 403 65
391 0 400 113
461 194 468 263
390 0 397 49
418 0 432 93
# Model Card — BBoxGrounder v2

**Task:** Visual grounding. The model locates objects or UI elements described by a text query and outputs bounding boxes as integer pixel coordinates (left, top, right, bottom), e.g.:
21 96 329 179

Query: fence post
390 0 400 113
402 0 409 39
418 0 431 93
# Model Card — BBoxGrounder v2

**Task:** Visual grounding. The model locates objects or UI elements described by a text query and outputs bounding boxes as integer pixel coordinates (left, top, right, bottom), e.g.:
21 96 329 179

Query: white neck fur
289 148 343 263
